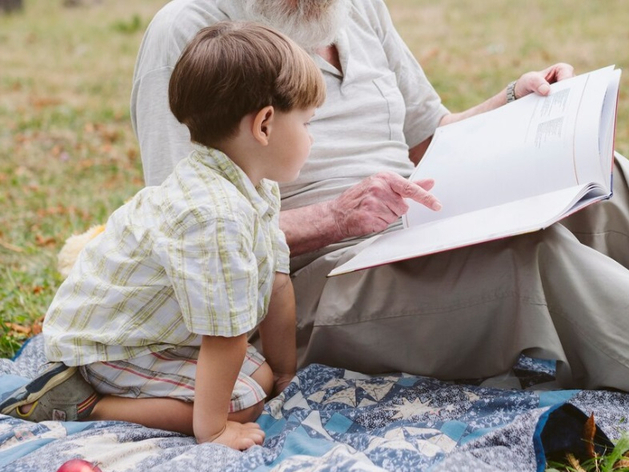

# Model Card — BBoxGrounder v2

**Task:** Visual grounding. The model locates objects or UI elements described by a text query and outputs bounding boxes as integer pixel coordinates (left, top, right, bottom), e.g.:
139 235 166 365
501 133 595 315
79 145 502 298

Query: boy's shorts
80 344 267 413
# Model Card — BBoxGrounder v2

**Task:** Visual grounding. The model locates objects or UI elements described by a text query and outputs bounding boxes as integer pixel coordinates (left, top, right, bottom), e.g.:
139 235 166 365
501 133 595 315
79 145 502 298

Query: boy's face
265 107 316 183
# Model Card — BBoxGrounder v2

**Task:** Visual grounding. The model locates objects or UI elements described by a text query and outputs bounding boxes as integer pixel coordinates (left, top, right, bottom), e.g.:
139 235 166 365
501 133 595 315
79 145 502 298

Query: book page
404 66 616 228
329 184 595 277
326 67 620 277
572 67 620 187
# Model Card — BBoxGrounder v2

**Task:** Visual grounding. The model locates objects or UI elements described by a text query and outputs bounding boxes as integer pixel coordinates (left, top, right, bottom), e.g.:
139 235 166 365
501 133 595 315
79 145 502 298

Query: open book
328 65 622 277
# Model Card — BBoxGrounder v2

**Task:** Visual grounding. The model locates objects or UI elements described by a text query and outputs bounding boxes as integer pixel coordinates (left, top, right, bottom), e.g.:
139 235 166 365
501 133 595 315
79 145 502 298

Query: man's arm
409 63 576 165
280 63 576 255
281 174 440 256
257 272 297 397
439 63 575 128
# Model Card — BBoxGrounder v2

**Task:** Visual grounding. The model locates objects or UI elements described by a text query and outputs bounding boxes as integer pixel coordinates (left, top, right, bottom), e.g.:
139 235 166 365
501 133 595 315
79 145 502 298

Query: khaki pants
291 154 629 391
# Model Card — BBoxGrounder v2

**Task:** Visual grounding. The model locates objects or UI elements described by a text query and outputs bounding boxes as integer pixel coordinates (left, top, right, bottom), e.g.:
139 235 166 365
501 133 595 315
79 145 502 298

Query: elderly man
129 0 629 391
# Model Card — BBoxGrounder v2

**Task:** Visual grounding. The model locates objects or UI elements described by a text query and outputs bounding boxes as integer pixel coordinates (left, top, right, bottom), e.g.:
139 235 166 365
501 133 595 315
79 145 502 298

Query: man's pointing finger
389 176 442 211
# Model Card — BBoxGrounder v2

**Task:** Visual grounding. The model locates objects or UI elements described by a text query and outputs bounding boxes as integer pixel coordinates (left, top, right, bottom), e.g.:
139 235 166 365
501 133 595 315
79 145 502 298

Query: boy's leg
1 345 273 431
82 344 271 430
89 395 194 434
90 394 265 434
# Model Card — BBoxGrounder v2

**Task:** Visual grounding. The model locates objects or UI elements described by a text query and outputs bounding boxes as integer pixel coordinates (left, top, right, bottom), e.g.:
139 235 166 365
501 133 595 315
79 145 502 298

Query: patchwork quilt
1 335 628 472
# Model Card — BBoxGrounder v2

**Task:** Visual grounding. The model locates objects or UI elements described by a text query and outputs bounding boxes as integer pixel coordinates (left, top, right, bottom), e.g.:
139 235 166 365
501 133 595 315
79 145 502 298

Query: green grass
0 0 161 357
547 433 629 471
0 0 628 359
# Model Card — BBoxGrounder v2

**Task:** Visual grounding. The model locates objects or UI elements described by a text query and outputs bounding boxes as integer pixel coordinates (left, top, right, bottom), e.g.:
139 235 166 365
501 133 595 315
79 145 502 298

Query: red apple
56 459 102 472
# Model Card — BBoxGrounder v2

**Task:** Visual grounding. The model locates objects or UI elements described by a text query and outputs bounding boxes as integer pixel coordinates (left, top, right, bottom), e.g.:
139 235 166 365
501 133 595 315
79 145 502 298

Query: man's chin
241 0 351 52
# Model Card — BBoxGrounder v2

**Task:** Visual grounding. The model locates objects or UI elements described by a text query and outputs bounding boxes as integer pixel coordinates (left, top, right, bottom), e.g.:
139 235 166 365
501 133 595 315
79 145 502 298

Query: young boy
0 21 325 450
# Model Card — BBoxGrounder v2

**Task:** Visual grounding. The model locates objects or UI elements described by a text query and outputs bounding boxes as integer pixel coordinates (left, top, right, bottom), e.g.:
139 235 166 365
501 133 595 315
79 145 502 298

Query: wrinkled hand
210 421 265 450
325 172 441 239
513 63 575 99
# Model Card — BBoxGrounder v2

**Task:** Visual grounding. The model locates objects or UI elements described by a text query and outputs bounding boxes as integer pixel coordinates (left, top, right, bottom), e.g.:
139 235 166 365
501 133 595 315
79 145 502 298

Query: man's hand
513 63 575 99
210 420 265 450
325 172 441 238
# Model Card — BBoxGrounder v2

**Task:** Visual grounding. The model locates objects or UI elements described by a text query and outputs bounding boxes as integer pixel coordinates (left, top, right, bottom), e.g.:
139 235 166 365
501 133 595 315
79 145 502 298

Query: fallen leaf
0 238 24 252
5 323 31 335
35 234 56 247
30 320 43 335
566 453 586 472
583 413 596 459
30 96 62 108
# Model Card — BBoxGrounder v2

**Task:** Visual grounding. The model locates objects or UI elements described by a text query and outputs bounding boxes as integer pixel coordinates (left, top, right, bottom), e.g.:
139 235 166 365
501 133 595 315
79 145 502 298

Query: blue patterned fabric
1 336 628 472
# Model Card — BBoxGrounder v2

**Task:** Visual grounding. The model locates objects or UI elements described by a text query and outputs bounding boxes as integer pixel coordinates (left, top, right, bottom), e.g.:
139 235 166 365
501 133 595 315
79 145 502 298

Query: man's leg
293 223 629 391
561 153 629 267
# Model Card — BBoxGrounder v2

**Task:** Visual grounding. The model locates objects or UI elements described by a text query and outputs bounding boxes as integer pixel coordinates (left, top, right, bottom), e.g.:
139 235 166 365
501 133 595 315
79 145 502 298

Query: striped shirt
44 145 290 366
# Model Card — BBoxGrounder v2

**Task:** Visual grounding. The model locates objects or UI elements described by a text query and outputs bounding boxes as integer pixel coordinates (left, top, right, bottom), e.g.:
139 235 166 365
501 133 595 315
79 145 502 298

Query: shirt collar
191 143 279 219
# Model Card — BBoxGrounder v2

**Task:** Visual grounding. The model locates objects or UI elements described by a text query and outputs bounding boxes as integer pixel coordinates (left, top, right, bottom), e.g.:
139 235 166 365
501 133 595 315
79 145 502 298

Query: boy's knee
229 400 264 423
251 361 273 397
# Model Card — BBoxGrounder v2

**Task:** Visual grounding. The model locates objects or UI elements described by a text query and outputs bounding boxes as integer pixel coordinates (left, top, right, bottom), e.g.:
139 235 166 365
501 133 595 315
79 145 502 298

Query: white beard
242 0 351 52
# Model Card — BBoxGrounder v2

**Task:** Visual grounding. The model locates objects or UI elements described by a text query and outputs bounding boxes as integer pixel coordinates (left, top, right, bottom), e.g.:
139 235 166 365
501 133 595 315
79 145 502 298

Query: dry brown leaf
78 159 95 169
30 320 43 335
99 128 119 143
35 234 56 247
5 314 44 337
566 453 587 472
30 96 62 108
5 323 31 335
583 413 597 459
0 238 24 252
616 459 629 467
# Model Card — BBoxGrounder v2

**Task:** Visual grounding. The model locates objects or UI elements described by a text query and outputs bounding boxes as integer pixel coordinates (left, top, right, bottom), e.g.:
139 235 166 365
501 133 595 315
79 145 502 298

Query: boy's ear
252 105 275 146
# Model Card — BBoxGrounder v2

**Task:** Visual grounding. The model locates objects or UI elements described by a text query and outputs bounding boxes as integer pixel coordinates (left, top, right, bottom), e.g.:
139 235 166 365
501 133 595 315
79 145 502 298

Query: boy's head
169 21 326 149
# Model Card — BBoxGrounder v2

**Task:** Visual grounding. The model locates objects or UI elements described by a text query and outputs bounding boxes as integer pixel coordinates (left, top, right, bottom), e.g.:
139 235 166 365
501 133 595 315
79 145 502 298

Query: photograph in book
329 65 622 277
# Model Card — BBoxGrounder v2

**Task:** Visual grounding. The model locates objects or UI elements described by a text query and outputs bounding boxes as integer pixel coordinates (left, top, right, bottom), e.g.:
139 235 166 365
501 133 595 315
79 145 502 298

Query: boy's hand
210 420 265 450
272 372 295 398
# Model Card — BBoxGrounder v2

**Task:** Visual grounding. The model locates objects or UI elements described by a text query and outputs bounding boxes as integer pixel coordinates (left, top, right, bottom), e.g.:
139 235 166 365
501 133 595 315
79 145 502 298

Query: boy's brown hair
169 21 326 148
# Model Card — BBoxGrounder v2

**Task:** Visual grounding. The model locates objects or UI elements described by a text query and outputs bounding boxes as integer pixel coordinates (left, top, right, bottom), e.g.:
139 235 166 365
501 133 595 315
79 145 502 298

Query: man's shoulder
350 0 390 19
149 0 231 30
347 0 393 36
136 0 234 69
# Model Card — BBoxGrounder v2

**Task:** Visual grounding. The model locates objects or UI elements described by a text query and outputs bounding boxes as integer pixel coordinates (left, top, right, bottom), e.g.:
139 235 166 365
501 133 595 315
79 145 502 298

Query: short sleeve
371 0 449 148
274 226 290 274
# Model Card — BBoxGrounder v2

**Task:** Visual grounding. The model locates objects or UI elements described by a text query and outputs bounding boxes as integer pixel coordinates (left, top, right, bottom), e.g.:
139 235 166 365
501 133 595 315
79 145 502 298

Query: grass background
1 0 628 357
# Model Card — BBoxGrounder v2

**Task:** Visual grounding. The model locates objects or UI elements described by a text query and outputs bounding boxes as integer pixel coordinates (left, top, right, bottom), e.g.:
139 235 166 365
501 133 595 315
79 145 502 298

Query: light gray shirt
131 0 449 210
